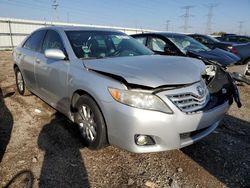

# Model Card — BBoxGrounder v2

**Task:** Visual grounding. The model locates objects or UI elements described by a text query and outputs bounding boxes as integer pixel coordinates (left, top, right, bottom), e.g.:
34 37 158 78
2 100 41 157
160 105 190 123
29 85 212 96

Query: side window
150 37 167 52
227 36 237 42
224 36 229 42
238 37 250 43
192 36 202 43
201 37 210 44
23 30 46 51
135 36 147 45
42 30 65 53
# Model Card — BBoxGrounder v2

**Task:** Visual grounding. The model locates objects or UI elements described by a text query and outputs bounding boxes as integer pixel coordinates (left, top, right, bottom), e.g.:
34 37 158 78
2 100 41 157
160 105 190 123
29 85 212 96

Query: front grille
168 92 209 113
165 81 210 113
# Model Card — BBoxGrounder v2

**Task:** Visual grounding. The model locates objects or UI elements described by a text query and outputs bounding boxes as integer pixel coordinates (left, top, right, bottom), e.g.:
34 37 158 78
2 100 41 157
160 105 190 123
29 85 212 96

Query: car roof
132 32 187 37
229 35 250 38
188 34 205 36
38 26 122 33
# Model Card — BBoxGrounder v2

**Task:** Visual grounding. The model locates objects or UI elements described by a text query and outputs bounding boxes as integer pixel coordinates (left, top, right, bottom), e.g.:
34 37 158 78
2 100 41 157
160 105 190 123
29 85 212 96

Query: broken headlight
108 88 173 114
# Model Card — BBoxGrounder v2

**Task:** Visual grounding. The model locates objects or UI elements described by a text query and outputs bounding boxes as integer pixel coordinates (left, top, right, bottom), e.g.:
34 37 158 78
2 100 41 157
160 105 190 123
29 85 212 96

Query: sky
0 0 250 34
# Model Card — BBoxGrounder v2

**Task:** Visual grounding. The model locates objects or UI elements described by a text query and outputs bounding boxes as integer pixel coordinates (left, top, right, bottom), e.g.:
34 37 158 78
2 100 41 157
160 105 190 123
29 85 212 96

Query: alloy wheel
17 71 24 92
77 105 97 142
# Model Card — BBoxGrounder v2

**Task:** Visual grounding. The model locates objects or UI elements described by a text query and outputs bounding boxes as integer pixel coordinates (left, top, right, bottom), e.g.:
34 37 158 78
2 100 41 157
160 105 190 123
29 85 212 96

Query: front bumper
102 99 229 153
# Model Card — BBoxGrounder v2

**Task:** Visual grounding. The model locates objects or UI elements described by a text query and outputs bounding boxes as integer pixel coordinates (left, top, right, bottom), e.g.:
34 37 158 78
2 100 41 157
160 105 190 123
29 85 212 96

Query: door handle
36 59 40 64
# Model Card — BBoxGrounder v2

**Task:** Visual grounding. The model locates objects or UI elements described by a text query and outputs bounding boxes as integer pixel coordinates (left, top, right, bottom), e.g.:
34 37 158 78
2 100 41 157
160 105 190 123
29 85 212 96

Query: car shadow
38 112 90 188
181 114 250 188
0 87 14 163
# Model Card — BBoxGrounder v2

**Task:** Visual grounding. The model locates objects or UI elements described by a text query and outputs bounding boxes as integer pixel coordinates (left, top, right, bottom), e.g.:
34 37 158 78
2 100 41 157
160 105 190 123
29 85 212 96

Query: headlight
108 88 173 114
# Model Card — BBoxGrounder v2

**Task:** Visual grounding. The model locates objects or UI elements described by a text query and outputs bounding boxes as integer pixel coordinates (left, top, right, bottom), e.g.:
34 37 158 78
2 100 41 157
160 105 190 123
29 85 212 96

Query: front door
35 30 69 112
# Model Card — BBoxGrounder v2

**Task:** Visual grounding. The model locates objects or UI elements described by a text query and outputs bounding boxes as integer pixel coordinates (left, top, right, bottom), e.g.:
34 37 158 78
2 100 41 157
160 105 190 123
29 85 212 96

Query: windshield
165 34 211 54
66 30 153 59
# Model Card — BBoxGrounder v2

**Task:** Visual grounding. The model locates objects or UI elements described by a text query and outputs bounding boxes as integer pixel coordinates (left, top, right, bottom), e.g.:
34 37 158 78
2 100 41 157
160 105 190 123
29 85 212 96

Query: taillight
230 46 237 54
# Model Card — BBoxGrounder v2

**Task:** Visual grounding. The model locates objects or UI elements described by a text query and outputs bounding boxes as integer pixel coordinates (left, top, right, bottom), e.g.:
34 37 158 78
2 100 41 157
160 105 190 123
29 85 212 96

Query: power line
166 20 170 31
205 4 218 34
238 21 244 35
67 12 70 23
52 0 59 22
180 5 194 33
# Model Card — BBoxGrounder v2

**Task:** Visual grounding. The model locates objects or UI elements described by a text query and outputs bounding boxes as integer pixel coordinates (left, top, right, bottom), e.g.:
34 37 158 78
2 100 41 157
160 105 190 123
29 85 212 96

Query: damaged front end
121 63 242 111
202 62 242 108
88 59 241 113
87 57 241 113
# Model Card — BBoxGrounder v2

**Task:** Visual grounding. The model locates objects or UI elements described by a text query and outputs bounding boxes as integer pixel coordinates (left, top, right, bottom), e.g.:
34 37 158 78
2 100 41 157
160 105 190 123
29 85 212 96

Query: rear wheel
15 68 31 96
74 95 108 150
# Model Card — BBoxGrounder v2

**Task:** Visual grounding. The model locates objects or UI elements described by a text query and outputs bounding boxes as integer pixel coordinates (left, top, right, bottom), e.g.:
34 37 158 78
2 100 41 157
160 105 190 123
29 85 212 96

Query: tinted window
200 36 210 43
150 37 167 52
66 31 153 59
238 37 250 43
226 36 237 42
42 30 65 53
134 36 147 45
23 30 46 51
192 36 203 43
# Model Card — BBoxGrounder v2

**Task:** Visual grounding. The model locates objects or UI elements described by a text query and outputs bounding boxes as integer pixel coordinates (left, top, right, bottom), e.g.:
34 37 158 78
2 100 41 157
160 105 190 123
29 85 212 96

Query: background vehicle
188 34 233 51
131 33 250 85
217 34 250 44
229 42 250 75
13 26 239 153
189 34 250 78
131 32 240 67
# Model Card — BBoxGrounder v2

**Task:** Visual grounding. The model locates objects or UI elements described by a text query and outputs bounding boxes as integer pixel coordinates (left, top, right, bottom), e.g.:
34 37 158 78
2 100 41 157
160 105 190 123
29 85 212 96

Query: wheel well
71 90 90 112
70 89 109 143
13 64 18 71
71 90 104 116
243 57 250 64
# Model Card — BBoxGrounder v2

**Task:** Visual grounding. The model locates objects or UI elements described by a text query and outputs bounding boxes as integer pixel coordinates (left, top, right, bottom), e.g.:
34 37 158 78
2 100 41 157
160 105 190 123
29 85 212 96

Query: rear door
35 30 70 112
19 30 46 90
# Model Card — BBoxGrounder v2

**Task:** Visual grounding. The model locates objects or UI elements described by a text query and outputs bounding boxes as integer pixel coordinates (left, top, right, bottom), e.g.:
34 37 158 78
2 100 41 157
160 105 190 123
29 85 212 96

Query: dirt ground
0 50 249 188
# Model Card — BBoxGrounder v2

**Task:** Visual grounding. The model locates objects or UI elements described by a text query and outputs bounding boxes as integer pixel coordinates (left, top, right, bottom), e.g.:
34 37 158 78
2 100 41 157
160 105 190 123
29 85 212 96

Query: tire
74 95 108 150
14 67 31 96
245 59 250 75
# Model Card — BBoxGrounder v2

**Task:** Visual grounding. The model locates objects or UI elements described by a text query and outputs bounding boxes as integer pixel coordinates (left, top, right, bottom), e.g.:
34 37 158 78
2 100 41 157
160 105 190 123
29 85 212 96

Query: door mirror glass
45 49 66 60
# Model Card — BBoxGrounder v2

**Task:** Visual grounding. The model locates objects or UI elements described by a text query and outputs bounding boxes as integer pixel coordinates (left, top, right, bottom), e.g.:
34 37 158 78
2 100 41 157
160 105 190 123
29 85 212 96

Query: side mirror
45 49 66 60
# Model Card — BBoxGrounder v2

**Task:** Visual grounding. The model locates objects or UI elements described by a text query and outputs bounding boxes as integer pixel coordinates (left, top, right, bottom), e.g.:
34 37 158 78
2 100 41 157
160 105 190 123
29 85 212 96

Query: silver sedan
13 26 238 153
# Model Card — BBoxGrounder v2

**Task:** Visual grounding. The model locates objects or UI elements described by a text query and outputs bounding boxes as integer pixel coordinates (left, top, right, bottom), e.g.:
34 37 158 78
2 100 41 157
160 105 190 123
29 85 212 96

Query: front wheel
246 59 250 75
74 95 108 150
15 68 31 96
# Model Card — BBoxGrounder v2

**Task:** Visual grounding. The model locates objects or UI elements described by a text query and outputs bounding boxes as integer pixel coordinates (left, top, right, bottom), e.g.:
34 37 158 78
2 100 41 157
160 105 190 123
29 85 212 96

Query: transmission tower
52 0 59 22
205 4 217 34
180 6 194 33
166 20 171 31
238 21 244 35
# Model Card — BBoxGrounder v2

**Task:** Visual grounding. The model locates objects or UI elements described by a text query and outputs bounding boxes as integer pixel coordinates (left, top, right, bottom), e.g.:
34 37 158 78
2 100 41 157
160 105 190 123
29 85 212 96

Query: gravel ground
0 51 249 188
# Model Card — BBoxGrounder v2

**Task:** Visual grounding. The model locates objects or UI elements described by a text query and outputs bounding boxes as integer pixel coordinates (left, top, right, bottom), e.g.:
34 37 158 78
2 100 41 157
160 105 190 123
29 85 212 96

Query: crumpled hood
83 55 205 88
188 48 240 66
